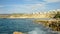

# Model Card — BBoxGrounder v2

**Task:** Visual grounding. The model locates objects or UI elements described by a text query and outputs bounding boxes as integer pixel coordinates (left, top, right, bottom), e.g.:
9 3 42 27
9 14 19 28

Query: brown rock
13 32 23 34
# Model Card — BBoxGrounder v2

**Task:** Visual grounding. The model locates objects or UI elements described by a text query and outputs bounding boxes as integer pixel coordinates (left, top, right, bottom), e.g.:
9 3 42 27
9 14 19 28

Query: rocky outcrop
34 19 60 31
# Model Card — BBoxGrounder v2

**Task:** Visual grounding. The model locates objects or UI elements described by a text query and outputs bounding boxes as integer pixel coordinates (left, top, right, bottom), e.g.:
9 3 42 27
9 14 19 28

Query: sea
0 18 59 34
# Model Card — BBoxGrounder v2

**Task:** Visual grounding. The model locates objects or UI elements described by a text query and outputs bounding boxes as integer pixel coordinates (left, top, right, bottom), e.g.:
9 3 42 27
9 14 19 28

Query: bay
0 18 59 34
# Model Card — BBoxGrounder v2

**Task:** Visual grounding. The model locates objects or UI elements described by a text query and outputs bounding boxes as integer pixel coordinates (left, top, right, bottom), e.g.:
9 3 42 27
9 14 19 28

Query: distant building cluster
32 9 60 14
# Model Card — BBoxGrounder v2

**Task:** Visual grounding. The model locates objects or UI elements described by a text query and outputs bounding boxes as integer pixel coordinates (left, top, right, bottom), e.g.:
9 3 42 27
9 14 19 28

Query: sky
0 0 60 14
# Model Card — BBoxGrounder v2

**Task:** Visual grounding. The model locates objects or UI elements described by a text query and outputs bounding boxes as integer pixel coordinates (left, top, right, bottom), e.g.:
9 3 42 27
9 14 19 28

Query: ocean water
0 18 59 34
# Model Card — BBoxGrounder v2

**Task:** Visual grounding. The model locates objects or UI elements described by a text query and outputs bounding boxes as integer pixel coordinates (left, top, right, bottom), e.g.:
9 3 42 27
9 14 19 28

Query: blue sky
0 0 60 14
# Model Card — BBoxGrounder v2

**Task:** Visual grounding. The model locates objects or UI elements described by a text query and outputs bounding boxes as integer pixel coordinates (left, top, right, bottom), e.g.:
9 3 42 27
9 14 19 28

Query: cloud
23 0 60 4
19 4 46 12
3 4 47 13
0 5 4 7
26 4 46 12
43 0 60 3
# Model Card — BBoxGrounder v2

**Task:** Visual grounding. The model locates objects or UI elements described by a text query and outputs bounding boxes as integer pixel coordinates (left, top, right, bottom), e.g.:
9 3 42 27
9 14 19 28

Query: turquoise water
0 18 58 34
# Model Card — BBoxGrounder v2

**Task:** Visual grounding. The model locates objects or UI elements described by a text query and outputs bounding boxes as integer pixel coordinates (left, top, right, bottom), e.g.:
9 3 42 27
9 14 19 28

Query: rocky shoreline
34 19 60 31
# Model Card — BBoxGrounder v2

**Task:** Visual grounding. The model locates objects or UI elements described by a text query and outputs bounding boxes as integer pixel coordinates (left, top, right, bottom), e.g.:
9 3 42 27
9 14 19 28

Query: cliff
0 11 60 18
0 14 55 18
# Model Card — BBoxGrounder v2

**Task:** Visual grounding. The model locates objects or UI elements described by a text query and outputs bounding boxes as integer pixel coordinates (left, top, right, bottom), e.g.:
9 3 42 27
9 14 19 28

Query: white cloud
43 0 60 3
26 4 46 12
6 4 47 13
23 4 46 11
23 0 60 4
0 5 4 7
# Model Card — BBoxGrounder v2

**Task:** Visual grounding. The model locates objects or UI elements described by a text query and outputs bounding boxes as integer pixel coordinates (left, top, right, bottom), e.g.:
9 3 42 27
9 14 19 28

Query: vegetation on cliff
53 11 60 18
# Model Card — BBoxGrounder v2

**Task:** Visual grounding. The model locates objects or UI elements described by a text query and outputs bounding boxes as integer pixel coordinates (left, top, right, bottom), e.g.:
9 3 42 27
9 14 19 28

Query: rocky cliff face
0 14 55 18
9 14 55 18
